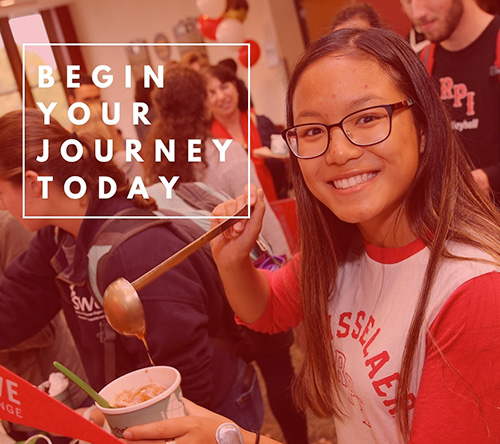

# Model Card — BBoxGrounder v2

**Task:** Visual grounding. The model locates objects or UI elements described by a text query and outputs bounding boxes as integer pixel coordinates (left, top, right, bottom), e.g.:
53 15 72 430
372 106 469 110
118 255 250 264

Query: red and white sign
0 366 121 444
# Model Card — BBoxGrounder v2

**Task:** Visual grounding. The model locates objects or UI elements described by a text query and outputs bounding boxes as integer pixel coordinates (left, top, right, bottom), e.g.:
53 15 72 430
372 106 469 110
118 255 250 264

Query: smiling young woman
121 28 500 444
290 55 420 247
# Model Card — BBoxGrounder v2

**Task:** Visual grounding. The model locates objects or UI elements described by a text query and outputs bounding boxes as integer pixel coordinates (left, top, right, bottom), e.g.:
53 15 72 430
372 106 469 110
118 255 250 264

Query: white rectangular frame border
22 42 251 220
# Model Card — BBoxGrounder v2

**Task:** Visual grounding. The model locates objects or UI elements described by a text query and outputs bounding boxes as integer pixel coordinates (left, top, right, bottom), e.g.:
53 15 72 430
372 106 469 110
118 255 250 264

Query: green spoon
53 361 114 409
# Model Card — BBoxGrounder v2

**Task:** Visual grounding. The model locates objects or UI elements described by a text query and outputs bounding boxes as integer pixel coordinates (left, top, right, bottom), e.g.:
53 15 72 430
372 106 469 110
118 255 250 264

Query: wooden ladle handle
132 204 251 291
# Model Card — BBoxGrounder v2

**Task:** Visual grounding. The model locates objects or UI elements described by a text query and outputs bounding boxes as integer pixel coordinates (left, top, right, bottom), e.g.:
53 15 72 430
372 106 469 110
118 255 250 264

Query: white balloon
196 0 226 19
216 18 245 43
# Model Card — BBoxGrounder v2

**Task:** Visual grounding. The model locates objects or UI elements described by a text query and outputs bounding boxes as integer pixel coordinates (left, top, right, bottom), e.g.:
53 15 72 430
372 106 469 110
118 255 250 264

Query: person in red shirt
203 65 279 202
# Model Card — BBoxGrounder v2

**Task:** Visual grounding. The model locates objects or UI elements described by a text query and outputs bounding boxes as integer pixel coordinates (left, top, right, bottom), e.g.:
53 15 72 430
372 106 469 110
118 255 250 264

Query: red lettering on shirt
440 77 454 100
335 351 371 427
365 350 390 379
336 350 347 387
383 397 398 415
453 83 467 108
359 315 376 346
362 327 381 357
345 372 356 405
337 312 352 338
440 77 476 115
334 310 418 422
383 393 416 416
351 311 365 339
466 91 476 116
373 372 399 396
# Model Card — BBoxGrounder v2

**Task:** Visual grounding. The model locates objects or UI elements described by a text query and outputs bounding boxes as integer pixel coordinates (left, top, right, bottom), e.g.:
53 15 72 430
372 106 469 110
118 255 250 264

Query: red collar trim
363 238 427 264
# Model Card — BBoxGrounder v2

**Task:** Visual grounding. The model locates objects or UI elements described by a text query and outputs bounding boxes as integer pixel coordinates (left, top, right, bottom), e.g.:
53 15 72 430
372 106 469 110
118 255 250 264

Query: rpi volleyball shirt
432 16 500 195
242 239 500 443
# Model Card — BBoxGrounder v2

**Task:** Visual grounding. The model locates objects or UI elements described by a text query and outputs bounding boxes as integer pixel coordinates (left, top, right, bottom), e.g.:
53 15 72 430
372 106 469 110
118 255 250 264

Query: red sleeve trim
235 258 303 334
410 272 500 443
363 238 426 264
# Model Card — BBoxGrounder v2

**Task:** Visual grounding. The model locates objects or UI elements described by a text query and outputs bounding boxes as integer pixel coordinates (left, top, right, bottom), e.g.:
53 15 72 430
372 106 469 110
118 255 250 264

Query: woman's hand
122 399 228 444
209 183 271 324
210 184 266 270
123 399 282 444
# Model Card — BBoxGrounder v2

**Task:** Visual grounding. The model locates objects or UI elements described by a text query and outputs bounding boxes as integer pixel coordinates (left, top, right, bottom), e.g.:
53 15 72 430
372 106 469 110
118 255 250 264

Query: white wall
66 0 303 138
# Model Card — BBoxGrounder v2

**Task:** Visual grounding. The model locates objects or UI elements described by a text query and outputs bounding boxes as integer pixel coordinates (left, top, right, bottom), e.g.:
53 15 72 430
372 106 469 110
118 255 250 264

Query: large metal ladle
102 204 251 339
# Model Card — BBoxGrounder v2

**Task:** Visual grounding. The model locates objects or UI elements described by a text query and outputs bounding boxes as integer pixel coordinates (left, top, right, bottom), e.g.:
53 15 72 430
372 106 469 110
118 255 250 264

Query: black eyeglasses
281 99 415 159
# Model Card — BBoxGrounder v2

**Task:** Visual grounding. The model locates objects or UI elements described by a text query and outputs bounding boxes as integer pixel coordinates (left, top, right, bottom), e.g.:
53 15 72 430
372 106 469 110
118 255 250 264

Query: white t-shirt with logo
243 239 500 443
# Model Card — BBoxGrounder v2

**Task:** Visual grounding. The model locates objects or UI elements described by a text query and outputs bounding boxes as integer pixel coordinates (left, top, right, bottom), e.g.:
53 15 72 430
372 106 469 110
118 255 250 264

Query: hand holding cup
95 366 185 438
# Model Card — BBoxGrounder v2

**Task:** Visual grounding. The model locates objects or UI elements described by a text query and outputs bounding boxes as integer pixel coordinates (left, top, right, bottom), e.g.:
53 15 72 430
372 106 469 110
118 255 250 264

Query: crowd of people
0 1 499 444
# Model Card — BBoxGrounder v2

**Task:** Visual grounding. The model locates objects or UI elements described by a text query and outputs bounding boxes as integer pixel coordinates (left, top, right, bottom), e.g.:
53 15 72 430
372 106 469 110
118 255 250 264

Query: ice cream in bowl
95 366 186 437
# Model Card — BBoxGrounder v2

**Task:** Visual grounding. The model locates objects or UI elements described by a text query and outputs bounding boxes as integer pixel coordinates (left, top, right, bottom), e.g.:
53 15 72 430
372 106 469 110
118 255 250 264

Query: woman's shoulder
425 241 500 322
428 270 500 346
445 241 500 272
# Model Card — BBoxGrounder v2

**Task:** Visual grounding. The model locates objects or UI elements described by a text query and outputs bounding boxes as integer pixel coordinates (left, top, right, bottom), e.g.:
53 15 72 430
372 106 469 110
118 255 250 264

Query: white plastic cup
95 366 186 437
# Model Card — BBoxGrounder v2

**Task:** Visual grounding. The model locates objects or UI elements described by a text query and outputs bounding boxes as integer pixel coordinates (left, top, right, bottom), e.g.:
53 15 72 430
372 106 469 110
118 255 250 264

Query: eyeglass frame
281 99 416 159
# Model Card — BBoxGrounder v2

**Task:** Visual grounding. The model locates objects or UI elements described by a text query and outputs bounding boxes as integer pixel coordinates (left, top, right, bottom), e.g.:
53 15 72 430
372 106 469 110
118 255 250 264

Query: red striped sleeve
410 272 500 443
236 256 303 333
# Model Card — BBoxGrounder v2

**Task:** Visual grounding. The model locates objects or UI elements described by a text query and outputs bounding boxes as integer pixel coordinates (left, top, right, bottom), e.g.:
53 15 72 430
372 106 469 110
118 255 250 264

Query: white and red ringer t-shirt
242 239 500 443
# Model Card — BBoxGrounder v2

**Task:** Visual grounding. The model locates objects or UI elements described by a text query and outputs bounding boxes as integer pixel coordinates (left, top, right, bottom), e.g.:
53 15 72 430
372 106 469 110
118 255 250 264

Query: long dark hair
0 108 155 210
142 67 210 186
286 28 500 438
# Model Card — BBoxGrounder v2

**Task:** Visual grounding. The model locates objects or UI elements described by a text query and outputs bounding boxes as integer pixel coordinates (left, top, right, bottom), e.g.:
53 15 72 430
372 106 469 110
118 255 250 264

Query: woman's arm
123 399 283 444
210 186 271 324
410 272 500 443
